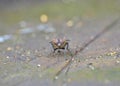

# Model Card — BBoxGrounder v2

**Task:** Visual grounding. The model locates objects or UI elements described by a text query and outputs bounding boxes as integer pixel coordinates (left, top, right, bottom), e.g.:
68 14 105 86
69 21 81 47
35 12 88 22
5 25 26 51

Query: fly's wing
60 41 67 49
50 42 59 49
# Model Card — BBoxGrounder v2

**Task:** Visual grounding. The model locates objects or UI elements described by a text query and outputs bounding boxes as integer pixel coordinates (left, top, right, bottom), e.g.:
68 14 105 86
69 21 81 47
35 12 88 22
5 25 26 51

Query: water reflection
0 34 12 43
36 24 55 33
19 27 34 34
0 21 56 43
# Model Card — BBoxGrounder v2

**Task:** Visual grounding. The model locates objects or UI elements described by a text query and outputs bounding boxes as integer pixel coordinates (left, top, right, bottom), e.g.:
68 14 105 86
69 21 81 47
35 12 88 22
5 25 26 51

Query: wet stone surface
0 16 120 86
0 1 120 85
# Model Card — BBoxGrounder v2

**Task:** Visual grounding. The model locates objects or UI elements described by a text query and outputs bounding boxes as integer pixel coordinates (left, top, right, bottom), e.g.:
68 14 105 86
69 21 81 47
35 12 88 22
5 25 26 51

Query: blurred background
0 0 120 36
1 0 120 25
0 0 120 86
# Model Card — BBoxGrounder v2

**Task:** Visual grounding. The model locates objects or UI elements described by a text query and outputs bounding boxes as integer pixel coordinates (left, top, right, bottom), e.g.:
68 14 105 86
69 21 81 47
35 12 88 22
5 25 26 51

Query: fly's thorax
50 38 69 50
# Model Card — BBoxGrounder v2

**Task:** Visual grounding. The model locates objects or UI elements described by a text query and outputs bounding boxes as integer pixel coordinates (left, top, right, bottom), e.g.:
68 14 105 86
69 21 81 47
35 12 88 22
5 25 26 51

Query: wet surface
0 0 120 86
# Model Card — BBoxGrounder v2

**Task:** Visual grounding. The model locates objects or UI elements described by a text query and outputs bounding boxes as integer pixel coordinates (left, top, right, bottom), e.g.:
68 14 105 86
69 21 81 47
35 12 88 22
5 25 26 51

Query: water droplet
19 28 34 34
0 37 4 43
45 27 55 33
37 24 55 33
0 35 12 43
37 24 46 31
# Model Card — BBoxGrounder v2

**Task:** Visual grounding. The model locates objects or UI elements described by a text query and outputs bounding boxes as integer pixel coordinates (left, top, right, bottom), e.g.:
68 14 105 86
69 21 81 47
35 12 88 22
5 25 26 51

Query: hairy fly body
50 38 70 53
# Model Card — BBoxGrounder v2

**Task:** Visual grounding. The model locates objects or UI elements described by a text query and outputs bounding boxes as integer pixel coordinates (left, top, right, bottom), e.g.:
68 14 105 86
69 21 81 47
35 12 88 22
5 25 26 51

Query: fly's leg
66 43 70 51
53 48 57 53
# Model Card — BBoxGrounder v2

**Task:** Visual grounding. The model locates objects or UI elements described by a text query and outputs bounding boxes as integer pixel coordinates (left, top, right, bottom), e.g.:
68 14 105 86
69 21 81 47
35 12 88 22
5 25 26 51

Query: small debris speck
88 63 93 65
87 63 95 70
66 20 73 27
27 51 31 55
54 76 58 80
6 56 10 59
7 47 12 51
21 54 25 57
98 55 103 58
89 65 95 70
85 59 88 61
116 60 120 64
37 64 41 67
106 51 117 56
4 63 7 64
